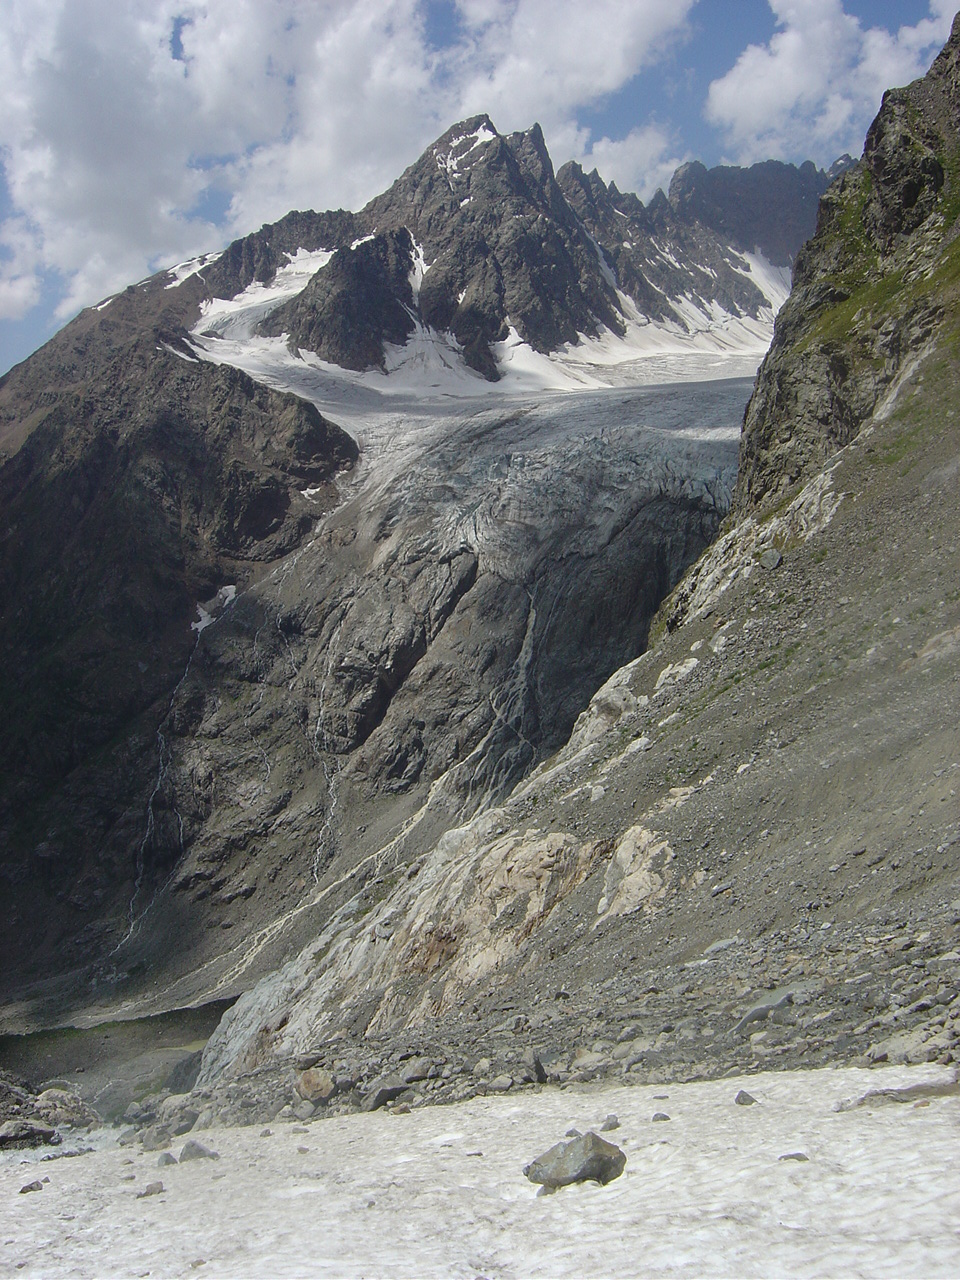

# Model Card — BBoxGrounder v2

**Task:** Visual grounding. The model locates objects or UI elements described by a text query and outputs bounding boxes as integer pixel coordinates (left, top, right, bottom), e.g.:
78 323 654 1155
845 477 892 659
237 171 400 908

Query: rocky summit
1 18 959 1142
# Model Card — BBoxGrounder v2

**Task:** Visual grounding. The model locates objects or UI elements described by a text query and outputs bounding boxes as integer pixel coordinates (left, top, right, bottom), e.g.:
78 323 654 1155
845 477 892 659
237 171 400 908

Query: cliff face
734 13 960 514
0 312 358 976
664 158 832 267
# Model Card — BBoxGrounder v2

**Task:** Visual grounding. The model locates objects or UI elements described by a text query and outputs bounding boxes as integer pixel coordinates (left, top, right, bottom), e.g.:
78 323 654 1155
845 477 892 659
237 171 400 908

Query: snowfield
186 244 787 407
3 1063 959 1278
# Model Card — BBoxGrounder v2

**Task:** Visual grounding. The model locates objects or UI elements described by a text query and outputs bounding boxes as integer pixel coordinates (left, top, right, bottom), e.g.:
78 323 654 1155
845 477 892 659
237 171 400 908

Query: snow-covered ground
4 1064 958 1278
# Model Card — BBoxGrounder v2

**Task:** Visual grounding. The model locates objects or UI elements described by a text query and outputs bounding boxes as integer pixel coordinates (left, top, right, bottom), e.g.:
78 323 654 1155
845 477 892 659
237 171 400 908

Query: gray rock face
523 1131 626 1189
663 159 840 267
202 209 359 303
126 382 737 1025
261 229 419 370
0 315 357 987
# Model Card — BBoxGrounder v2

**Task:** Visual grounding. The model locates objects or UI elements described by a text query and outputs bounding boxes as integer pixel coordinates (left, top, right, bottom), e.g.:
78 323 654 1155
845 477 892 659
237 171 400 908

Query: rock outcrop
734 13 960 514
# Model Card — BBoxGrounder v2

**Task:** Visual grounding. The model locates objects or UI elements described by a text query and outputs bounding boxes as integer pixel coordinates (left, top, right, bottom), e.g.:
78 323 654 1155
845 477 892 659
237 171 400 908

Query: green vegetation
877 417 928 466
806 269 904 352
799 133 960 359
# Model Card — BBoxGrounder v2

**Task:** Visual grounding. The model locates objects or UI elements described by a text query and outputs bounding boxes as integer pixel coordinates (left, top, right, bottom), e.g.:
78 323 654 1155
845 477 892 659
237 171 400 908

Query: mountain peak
432 114 499 157
254 118 827 378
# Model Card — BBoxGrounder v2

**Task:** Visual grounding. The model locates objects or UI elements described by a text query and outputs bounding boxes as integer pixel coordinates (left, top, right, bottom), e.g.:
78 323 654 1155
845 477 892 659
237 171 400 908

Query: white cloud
450 0 696 130
705 0 956 166
558 122 688 203
0 263 40 320
0 0 698 328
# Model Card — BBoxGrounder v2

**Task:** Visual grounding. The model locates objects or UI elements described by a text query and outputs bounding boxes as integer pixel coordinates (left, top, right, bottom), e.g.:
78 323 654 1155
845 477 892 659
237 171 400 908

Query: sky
0 0 956 375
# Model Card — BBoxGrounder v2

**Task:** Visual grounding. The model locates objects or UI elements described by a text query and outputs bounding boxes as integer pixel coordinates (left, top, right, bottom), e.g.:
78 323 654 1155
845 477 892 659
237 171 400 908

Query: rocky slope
136 19 960 1122
0 302 358 980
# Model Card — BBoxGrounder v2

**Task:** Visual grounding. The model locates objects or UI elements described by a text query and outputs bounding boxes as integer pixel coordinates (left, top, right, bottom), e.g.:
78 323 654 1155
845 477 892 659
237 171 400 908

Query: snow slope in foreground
4 1063 958 1278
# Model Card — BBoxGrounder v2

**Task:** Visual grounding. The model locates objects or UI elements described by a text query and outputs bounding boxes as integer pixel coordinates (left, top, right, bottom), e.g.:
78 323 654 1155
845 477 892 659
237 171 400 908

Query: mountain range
0 113 833 1013
1 16 958 1134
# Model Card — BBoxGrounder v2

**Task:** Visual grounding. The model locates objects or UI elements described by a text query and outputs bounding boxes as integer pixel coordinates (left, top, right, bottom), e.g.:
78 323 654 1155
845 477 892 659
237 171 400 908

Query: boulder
33 1087 100 1130
361 1076 408 1112
523 1131 626 1190
398 1057 433 1085
171 1110 199 1136
296 1066 337 1104
179 1138 220 1162
522 1048 548 1083
139 1125 172 1151
0 1119 58 1149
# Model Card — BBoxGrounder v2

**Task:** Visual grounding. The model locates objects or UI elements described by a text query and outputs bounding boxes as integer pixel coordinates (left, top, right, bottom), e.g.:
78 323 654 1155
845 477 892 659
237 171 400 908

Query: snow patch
185 241 786 404
2 1064 956 1278
191 584 237 633
736 250 793 313
587 233 618 290
409 238 430 302
193 248 334 341
161 343 199 363
435 124 497 186
164 251 223 289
